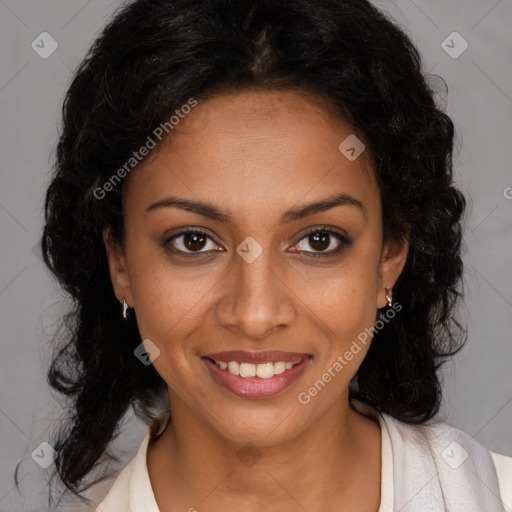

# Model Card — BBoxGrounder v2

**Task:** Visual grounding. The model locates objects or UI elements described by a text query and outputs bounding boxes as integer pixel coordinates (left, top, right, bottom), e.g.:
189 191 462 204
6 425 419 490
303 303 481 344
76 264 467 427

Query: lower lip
202 357 312 399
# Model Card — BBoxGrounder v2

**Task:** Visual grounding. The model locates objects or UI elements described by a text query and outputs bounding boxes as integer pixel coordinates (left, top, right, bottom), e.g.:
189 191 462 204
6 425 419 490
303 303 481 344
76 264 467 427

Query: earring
122 297 129 320
384 287 393 307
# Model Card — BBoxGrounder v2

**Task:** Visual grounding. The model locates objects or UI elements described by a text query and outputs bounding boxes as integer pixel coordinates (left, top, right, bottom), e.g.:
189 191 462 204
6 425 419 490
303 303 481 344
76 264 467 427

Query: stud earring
122 297 129 320
384 287 393 307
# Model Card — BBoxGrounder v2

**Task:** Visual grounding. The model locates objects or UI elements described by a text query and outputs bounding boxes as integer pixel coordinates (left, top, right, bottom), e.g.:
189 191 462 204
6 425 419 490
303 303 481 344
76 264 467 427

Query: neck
147 394 382 512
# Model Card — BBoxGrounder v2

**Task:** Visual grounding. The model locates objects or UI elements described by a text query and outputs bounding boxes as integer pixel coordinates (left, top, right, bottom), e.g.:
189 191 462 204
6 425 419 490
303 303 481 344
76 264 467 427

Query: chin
206 404 306 447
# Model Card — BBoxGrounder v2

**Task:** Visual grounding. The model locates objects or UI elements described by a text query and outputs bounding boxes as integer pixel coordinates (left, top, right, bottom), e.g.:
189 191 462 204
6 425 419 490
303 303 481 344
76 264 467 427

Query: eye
290 227 353 258
164 229 222 255
163 226 352 258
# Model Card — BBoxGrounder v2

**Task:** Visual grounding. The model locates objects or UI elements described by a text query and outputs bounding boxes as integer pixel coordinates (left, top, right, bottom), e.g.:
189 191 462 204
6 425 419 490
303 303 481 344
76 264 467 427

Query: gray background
1 0 511 510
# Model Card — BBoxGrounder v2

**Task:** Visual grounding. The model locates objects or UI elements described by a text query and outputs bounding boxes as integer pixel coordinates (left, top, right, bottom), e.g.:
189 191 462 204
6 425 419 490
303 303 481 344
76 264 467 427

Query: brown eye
291 228 353 258
183 232 207 251
165 229 221 254
308 232 330 251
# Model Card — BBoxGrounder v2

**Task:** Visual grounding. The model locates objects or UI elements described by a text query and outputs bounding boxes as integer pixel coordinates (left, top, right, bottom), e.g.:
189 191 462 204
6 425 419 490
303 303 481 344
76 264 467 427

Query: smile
210 359 300 378
201 350 312 399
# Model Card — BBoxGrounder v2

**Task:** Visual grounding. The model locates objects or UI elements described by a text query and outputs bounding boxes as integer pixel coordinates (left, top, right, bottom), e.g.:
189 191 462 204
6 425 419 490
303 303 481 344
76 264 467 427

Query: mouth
201 350 313 399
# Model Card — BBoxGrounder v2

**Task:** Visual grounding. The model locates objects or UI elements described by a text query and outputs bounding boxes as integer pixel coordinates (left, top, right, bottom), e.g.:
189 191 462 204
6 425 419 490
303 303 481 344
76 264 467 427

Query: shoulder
490 449 512 509
380 411 511 510
49 458 135 512
93 412 170 511
91 454 135 511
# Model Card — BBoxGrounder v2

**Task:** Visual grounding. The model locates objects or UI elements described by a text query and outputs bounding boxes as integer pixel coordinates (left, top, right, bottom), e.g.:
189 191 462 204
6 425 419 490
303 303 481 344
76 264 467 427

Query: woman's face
105 89 408 445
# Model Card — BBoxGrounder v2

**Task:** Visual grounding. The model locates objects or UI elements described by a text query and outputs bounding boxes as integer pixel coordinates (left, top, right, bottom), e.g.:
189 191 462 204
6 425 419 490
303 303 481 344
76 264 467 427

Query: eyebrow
146 192 365 223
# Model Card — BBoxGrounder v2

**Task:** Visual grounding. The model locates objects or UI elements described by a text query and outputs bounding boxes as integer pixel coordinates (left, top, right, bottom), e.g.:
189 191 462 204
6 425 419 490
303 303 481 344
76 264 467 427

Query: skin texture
104 89 409 511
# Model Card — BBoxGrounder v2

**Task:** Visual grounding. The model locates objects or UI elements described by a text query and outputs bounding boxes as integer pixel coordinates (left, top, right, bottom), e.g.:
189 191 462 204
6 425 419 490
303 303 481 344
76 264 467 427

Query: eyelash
163 226 353 259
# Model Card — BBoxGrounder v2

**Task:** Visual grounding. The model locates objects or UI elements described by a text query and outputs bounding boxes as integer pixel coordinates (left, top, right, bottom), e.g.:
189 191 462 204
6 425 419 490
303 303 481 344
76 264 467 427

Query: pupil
184 232 207 251
310 232 329 251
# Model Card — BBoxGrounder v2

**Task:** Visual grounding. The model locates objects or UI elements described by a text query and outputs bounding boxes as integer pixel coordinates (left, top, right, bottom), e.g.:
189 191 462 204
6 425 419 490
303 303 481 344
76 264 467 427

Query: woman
39 0 511 510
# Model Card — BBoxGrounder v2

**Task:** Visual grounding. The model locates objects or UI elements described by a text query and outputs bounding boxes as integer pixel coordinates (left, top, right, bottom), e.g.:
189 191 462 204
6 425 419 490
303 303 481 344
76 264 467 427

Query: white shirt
90 400 512 511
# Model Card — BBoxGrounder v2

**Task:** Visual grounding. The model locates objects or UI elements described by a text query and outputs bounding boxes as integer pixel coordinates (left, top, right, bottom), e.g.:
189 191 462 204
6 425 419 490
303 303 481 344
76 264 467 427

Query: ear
103 227 134 307
377 235 409 309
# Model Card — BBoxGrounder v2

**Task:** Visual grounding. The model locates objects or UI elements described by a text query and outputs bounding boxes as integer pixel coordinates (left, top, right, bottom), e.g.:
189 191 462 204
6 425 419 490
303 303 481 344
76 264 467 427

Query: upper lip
202 350 312 364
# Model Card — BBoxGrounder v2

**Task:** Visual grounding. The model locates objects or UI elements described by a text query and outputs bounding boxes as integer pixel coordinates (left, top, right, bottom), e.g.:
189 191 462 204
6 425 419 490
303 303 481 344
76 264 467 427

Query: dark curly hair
33 0 468 505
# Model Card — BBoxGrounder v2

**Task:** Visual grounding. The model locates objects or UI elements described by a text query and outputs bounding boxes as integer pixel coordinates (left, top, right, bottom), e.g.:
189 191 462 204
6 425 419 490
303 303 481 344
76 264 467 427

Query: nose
214 247 297 340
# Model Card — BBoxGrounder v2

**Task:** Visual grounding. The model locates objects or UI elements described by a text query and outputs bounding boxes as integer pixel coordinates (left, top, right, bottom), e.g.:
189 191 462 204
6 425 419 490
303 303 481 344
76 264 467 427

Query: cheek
131 268 211 342
129 268 209 388
317 281 378 363
125 239 218 359
302 257 379 340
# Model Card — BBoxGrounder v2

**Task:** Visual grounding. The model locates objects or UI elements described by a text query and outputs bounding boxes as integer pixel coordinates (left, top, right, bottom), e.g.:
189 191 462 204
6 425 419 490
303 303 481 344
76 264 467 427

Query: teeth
273 361 286 374
228 361 240 376
214 359 300 378
256 362 274 378
239 363 256 377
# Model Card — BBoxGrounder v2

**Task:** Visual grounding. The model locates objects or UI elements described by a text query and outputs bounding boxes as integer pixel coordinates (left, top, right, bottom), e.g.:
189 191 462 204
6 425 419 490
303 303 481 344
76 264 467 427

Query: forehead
123 89 379 220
